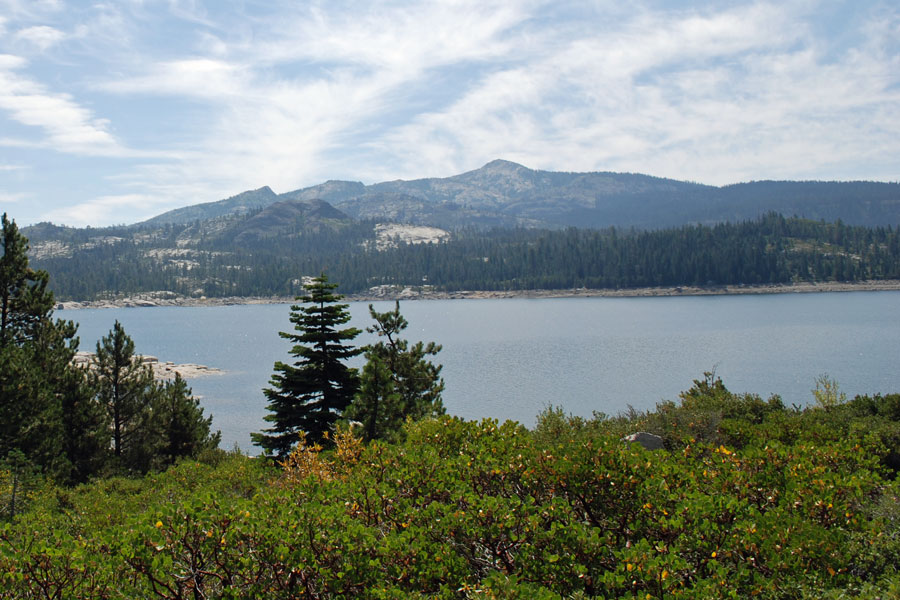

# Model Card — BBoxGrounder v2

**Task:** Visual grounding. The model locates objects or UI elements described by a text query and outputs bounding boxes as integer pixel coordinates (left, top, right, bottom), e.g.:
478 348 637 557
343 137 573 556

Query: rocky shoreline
56 280 900 310
73 351 224 380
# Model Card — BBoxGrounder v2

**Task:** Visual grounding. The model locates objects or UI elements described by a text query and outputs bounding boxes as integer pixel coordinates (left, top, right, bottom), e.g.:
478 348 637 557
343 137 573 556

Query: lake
61 291 900 452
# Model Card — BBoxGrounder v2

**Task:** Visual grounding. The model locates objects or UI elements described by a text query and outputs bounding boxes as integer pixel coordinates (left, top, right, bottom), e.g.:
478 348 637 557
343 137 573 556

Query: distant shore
55 279 900 310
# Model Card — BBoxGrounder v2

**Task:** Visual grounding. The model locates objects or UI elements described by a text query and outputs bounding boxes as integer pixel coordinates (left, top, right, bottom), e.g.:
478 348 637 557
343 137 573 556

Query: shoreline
56 279 900 310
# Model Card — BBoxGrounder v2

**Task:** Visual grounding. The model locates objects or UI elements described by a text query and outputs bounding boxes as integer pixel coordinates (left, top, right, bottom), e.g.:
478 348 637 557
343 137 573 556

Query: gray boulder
622 432 665 451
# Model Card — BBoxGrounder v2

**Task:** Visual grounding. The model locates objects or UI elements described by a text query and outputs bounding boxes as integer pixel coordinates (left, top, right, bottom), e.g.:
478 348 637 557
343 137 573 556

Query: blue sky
1 0 898 227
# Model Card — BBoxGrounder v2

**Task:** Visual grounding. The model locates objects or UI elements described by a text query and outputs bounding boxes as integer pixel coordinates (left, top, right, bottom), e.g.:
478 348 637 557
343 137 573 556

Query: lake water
60 291 900 452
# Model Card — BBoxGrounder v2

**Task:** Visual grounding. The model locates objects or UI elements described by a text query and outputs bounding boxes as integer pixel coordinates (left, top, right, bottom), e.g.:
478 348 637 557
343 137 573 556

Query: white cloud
252 0 530 70
368 1 900 184
88 0 541 199
13 25 65 51
0 54 132 156
100 58 247 98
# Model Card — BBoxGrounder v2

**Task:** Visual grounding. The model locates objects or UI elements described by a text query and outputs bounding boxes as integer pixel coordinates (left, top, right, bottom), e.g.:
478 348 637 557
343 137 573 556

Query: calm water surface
61 291 900 452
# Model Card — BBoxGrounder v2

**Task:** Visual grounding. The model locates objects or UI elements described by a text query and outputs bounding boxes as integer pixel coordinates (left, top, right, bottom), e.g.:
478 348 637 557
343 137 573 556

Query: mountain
17 160 900 302
142 186 280 226
228 199 354 245
133 160 900 231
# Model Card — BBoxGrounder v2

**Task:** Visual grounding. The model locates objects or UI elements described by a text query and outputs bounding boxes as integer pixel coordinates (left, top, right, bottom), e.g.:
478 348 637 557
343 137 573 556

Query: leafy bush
1 380 898 598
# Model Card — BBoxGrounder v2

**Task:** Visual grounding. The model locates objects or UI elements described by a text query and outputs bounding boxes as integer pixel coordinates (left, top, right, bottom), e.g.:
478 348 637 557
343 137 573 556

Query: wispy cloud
1 0 899 226
92 0 538 196
0 54 134 156
372 1 900 183
13 25 65 51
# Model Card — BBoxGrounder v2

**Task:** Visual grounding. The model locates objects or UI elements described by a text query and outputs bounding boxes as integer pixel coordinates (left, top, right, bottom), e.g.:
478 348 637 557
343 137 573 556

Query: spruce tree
253 274 361 456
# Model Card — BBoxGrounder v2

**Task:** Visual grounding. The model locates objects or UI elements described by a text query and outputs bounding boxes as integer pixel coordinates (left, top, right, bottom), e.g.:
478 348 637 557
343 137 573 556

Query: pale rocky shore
73 351 224 380
56 279 900 310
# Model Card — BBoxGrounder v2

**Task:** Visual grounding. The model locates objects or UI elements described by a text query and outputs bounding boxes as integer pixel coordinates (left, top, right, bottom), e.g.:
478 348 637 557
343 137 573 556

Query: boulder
622 432 665 451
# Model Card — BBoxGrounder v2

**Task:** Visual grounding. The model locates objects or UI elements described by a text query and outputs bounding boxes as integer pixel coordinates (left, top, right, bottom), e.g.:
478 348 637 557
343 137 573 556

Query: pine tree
348 350 402 442
0 213 55 347
253 274 361 456
345 301 445 441
92 320 158 472
0 213 106 481
154 374 221 467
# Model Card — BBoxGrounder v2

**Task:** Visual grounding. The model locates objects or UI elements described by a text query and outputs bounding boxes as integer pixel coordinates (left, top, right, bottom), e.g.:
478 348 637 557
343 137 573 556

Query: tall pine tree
0 213 107 481
253 274 361 456
92 320 158 472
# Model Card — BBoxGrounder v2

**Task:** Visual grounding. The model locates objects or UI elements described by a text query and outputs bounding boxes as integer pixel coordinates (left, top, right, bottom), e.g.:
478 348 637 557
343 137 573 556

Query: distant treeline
32 213 900 300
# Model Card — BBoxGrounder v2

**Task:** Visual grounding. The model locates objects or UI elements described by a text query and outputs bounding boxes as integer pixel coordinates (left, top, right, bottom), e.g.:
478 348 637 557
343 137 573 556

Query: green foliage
253 273 362 456
0 451 41 522
92 320 160 472
90 321 221 475
346 301 445 442
154 374 222 467
813 373 847 410
1 214 109 482
1 212 54 345
2 217 900 598
4 377 900 598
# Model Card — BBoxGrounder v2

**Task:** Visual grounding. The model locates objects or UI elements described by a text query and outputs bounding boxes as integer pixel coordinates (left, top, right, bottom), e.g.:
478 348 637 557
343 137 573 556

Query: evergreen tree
348 350 402 442
253 274 361 456
0 213 106 481
1 213 56 346
59 362 110 483
154 373 221 467
346 301 445 441
92 321 158 472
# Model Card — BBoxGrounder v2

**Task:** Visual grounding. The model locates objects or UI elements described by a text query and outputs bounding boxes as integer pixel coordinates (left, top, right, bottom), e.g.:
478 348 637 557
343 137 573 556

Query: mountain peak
480 159 529 172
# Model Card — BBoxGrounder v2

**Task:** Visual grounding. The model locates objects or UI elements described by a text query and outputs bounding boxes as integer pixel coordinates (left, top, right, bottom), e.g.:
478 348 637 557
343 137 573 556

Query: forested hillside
28 213 900 300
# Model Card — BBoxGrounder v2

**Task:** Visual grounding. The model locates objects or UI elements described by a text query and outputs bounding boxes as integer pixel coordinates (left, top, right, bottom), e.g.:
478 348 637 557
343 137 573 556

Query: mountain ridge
135 160 900 231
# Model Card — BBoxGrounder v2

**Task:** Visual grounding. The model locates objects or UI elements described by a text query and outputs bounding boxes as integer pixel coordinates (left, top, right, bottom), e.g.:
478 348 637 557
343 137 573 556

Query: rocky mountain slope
138 160 900 231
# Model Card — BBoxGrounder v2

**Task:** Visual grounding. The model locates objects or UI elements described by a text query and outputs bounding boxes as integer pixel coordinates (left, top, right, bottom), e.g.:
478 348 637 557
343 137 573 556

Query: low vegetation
2 377 899 598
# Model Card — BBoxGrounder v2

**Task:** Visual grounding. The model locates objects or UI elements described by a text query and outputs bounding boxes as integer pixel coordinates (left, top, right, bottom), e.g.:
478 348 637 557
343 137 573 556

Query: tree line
31 213 900 300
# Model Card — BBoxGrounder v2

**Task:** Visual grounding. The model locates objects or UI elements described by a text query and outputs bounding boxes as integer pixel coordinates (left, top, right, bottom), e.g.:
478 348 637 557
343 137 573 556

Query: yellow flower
155 521 163 528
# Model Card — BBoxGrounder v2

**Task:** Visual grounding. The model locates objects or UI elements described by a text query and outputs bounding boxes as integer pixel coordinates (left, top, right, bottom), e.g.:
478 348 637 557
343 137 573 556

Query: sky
0 0 898 227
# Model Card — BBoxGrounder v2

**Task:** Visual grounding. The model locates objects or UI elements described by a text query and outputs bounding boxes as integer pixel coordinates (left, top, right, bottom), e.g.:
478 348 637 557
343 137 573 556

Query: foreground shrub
1 382 898 598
